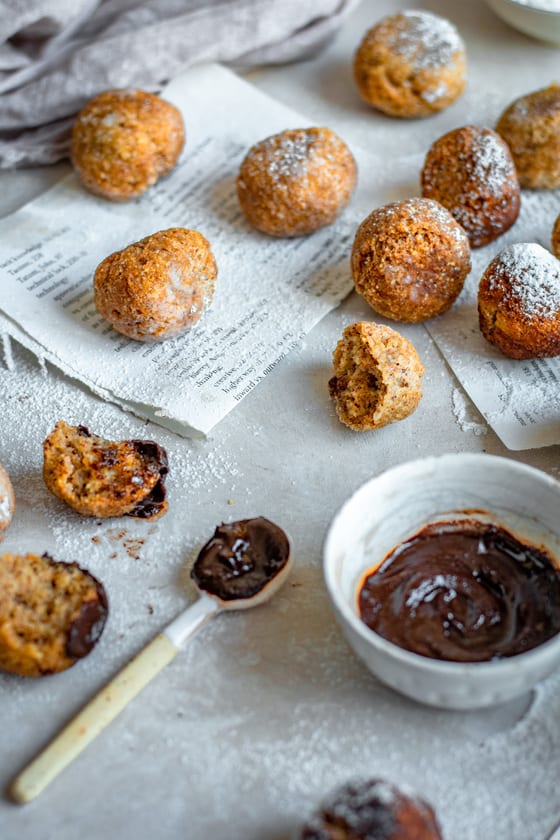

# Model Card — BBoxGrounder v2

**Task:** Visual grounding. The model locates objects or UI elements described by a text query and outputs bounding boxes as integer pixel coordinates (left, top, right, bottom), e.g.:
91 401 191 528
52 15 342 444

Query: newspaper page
0 63 376 436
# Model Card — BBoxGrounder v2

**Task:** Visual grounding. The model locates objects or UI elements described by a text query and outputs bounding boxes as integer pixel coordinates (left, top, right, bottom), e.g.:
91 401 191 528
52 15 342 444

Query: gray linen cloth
0 0 359 167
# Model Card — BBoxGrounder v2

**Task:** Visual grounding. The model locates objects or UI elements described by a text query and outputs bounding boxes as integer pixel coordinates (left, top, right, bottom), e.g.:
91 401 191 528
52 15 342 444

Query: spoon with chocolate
10 516 291 804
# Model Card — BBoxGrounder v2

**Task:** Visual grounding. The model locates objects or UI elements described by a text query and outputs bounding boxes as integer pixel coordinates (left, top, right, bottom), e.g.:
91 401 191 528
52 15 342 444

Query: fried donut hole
478 242 560 359
353 11 466 118
328 322 424 431
237 127 357 237
94 227 217 341
71 89 185 200
43 421 169 519
351 198 471 323
421 125 520 248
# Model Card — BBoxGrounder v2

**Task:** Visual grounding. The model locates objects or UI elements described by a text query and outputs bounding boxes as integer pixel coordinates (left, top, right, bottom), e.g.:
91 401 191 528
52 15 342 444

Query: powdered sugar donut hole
236 127 357 237
94 227 217 341
496 83 560 189
353 10 467 118
421 125 521 248
478 242 560 358
351 198 471 323
71 89 185 201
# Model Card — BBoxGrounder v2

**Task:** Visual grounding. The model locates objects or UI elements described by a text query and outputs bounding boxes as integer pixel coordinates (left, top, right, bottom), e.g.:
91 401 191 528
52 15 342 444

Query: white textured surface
1 1 560 839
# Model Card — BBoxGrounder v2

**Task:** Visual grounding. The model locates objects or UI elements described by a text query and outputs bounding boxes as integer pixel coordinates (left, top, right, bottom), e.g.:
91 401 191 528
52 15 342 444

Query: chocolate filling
66 587 109 659
55 559 109 660
75 426 168 519
359 520 560 662
191 517 289 601
129 439 169 519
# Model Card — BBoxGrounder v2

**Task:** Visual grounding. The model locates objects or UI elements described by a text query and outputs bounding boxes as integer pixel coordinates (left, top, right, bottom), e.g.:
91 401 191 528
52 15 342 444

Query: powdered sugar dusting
245 128 349 185
0 488 13 526
452 388 488 436
421 80 448 103
471 130 517 196
248 130 315 182
427 197 469 242
392 11 464 70
421 126 520 246
487 242 560 317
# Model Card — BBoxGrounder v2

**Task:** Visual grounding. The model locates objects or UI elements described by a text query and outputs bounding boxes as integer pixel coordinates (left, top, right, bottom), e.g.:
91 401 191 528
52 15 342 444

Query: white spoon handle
10 594 219 804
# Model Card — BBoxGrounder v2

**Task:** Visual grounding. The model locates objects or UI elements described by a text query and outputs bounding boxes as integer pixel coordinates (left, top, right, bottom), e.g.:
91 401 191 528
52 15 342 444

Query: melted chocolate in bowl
191 517 290 601
358 520 560 662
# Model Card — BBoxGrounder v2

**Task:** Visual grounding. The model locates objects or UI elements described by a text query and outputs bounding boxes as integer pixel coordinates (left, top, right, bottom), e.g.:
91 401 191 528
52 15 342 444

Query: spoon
9 516 291 804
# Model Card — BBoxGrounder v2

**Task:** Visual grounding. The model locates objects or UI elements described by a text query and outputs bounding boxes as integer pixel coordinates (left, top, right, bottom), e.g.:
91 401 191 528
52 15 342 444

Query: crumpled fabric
0 0 359 167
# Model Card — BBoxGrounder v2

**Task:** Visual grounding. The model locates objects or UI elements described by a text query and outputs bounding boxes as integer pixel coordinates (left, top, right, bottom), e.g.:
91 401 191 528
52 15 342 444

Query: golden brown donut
328 322 424 431
421 125 521 247
43 421 169 519
236 127 357 237
300 779 443 840
94 227 217 341
0 464 15 540
353 11 466 118
496 83 560 189
478 242 560 359
71 89 185 200
351 198 471 322
0 552 108 677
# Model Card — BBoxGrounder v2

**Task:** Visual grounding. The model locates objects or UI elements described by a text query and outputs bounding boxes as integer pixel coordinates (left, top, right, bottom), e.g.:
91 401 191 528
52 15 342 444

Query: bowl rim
323 452 560 676
487 0 560 16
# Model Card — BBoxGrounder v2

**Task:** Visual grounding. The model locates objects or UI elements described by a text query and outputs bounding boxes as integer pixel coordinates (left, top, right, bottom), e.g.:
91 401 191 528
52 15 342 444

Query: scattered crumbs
227 498 234 505
92 535 100 543
146 604 154 615
123 537 145 560
470 130 516 197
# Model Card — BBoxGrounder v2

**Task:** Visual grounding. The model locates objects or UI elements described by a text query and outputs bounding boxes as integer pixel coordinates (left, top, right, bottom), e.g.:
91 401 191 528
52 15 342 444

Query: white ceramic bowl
323 454 560 710
485 0 560 45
